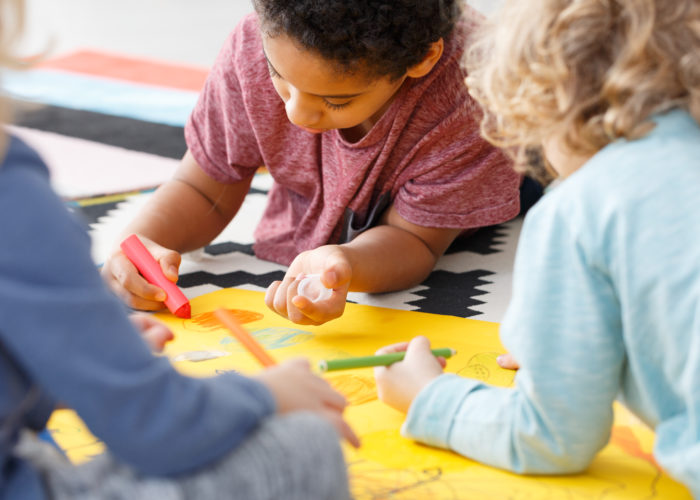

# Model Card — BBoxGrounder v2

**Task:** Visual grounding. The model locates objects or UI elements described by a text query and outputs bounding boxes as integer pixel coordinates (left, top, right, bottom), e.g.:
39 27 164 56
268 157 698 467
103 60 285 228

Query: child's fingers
129 313 159 331
157 251 182 282
375 341 411 355
264 280 281 309
266 276 296 319
404 336 444 366
291 295 346 325
115 254 165 299
285 356 311 369
141 327 174 352
285 278 307 323
323 410 361 448
319 270 339 289
130 314 174 351
497 353 520 370
109 255 168 309
318 381 348 412
291 294 312 310
403 335 432 357
125 295 168 312
128 314 147 330
287 280 338 325
126 237 182 283
288 296 324 325
374 337 444 414
288 271 347 325
120 275 167 310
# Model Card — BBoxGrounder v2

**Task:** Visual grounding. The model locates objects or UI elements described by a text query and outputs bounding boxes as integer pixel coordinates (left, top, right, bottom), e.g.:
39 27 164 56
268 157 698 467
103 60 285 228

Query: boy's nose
285 92 322 128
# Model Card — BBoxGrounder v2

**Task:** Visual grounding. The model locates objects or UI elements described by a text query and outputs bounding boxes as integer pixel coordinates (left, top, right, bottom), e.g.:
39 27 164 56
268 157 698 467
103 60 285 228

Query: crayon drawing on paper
47 288 691 499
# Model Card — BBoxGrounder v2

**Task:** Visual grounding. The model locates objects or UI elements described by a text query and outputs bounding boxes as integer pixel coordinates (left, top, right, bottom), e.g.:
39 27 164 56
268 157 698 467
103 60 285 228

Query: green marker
318 348 456 372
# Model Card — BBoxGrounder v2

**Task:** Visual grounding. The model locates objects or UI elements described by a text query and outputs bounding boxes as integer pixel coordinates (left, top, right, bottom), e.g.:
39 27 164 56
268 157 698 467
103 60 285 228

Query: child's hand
497 352 520 370
255 358 361 448
265 245 352 325
102 236 182 312
374 336 445 414
129 313 174 352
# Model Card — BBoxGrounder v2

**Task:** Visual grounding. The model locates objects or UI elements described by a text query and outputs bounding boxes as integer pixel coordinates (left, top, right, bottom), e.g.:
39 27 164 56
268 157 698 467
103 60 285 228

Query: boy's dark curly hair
252 0 462 80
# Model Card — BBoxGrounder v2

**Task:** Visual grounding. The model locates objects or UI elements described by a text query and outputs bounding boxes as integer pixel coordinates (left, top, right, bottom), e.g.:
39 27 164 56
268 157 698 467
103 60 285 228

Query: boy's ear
405 39 445 79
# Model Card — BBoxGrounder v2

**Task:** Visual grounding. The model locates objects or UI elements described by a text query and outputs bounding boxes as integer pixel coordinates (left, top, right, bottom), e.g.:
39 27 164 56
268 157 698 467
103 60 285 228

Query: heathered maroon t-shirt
185 13 520 265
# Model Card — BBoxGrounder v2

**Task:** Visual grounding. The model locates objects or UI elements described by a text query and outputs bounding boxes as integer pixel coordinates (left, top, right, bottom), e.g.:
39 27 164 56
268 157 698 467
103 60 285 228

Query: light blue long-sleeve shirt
0 137 276 500
403 109 700 496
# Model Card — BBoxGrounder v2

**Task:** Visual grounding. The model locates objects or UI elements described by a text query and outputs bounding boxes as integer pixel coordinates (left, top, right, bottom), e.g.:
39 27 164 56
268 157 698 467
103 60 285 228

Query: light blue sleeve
402 197 626 473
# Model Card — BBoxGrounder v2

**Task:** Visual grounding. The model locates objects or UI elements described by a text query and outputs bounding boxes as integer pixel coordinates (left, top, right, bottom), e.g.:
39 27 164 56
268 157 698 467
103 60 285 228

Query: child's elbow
511 440 600 475
519 455 594 475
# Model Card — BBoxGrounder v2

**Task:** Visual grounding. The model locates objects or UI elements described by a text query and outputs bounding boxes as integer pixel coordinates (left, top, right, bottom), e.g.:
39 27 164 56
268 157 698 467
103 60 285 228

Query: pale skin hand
101 151 253 311
266 205 461 325
497 352 520 370
255 358 361 448
265 245 351 325
129 313 174 352
374 336 446 414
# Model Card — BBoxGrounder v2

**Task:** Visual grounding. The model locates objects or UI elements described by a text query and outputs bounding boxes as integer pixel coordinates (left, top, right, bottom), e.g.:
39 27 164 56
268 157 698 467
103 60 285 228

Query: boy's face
263 34 407 139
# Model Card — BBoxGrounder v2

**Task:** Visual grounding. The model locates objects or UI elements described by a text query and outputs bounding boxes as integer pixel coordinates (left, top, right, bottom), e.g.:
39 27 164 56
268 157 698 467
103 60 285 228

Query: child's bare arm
343 203 462 292
102 150 253 311
119 150 252 252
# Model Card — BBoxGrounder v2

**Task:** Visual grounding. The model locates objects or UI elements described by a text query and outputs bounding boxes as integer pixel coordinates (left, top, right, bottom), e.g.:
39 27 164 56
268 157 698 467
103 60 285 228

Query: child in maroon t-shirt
103 1 526 326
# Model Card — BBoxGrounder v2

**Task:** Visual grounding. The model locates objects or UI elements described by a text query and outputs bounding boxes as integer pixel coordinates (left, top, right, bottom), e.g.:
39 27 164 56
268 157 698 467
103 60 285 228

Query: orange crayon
214 308 276 367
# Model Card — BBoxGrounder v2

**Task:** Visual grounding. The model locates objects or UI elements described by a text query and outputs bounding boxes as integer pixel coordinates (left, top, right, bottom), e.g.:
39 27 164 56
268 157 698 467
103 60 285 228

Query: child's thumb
159 251 182 281
404 336 433 361
322 252 352 287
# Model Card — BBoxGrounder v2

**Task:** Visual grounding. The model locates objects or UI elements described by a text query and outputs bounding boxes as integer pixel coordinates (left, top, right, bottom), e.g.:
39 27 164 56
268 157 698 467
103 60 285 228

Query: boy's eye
266 61 281 78
323 100 351 111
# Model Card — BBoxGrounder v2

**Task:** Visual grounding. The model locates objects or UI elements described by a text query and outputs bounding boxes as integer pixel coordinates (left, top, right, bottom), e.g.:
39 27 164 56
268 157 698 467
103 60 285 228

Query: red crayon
120 234 191 318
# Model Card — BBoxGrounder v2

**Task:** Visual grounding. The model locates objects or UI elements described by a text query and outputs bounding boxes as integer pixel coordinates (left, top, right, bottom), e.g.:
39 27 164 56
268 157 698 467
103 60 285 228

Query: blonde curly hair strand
464 0 700 178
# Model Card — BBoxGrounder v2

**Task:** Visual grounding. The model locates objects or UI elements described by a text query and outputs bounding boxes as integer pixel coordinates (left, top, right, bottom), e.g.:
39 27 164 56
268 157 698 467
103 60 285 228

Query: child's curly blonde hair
465 0 700 180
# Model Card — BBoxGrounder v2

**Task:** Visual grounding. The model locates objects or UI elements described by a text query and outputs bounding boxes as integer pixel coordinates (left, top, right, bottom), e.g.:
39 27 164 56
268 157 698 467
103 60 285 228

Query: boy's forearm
116 149 252 254
341 224 438 292
118 179 232 253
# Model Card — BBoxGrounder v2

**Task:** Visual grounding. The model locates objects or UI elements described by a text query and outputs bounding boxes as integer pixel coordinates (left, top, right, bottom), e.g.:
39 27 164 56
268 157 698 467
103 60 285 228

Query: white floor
20 0 255 66
19 0 499 67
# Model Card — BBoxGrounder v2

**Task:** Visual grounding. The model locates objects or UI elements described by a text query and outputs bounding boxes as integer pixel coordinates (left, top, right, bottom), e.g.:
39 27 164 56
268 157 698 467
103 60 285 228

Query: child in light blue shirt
374 0 700 495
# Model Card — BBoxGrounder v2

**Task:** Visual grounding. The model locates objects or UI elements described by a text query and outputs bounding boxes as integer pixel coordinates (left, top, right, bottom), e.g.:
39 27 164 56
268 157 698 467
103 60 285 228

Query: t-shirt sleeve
0 151 275 477
402 198 625 473
392 104 521 230
185 17 263 183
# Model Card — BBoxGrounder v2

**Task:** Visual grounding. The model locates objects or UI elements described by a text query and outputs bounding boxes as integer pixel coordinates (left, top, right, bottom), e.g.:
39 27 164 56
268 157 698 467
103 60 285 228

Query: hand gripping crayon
318 348 455 372
214 308 277 367
120 234 191 318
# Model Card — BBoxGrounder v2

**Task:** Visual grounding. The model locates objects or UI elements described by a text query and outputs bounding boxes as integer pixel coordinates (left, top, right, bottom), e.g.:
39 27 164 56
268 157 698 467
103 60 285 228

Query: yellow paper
47 288 691 499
